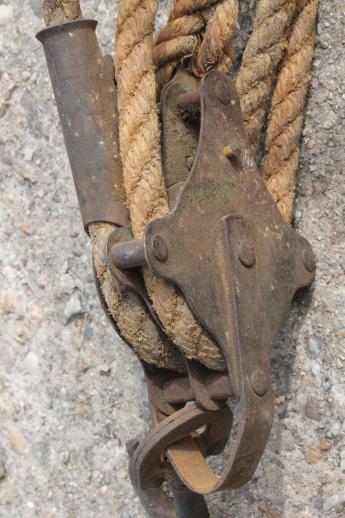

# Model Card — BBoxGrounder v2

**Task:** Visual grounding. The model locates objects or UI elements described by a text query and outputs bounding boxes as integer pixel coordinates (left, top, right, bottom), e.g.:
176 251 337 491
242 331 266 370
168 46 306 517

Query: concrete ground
0 0 344 516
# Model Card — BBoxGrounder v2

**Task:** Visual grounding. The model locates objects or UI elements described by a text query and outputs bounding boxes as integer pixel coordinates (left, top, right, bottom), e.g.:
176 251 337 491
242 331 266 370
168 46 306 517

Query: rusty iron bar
110 238 147 270
127 440 210 518
163 373 232 404
36 19 129 232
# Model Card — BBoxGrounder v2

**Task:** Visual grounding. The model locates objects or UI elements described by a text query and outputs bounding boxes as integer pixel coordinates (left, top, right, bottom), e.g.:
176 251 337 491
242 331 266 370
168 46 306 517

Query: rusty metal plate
142 71 315 491
160 69 200 190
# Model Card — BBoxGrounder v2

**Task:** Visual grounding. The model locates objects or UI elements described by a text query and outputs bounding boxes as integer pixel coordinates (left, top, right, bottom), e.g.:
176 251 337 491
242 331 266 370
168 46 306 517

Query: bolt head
251 369 268 396
223 145 235 159
303 248 316 272
215 80 232 105
238 241 256 267
152 235 168 262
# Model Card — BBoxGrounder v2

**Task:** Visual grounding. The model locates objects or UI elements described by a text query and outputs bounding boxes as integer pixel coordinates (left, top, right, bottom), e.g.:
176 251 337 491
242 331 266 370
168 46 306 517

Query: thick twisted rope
190 0 239 77
235 0 298 156
155 0 238 87
115 0 226 370
261 0 319 223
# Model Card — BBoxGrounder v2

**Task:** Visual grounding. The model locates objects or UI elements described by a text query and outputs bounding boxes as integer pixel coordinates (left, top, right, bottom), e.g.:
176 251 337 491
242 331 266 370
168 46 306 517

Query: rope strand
261 0 319 223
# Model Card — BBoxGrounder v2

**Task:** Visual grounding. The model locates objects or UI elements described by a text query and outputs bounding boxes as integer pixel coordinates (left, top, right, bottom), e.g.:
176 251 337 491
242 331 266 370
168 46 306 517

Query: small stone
83 326 93 341
304 446 322 465
323 112 336 130
44 398 54 410
275 395 285 405
100 366 111 376
63 292 84 324
24 351 39 370
304 396 321 421
0 5 13 26
319 439 332 451
100 485 108 496
281 430 295 452
319 38 328 50
22 224 32 236
9 427 27 455
323 120 333 129
24 147 35 162
336 358 343 369
323 494 345 513
0 296 14 314
22 167 38 183
307 139 316 150
311 362 321 377
325 421 341 439
308 337 321 358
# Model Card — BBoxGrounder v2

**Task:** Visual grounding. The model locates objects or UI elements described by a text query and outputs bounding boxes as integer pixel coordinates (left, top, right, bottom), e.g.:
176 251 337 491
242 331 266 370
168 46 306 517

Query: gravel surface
0 1 344 517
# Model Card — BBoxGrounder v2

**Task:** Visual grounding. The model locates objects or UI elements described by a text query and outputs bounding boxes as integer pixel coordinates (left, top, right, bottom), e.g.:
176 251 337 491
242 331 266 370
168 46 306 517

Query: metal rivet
223 145 235 159
238 241 256 268
251 369 268 396
215 80 232 105
152 235 168 262
223 144 242 164
303 248 316 272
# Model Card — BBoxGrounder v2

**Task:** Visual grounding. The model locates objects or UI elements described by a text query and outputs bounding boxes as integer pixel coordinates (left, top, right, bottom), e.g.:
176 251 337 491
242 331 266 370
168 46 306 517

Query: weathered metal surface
185 360 226 411
160 69 200 189
105 226 164 330
162 372 232 404
127 440 210 518
127 71 315 493
110 237 147 270
131 403 233 491
37 19 129 232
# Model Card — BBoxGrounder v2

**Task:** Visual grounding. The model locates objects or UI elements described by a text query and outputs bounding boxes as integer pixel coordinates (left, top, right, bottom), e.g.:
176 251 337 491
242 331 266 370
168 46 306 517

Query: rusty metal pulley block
37 17 316 518
109 70 316 496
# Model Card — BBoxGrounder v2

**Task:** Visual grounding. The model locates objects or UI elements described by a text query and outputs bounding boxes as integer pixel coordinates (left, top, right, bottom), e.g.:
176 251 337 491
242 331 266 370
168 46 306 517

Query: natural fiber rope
155 0 238 87
41 0 81 25
190 0 239 77
260 0 319 223
235 0 299 156
42 0 318 373
115 0 226 370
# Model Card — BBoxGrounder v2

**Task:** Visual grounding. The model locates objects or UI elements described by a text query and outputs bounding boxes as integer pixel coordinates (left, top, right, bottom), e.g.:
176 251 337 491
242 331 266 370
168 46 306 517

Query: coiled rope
41 0 318 372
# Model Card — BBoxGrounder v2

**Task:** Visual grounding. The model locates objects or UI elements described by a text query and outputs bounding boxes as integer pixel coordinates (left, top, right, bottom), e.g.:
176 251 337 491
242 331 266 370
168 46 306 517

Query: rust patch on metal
37 20 129 232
